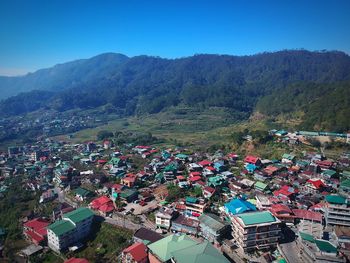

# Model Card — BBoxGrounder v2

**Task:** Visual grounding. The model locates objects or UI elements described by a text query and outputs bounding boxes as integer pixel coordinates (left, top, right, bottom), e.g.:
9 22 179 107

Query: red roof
244 155 260 164
64 258 89 263
307 179 326 189
273 185 298 198
227 153 238 159
90 196 112 210
190 171 201 177
270 204 293 215
177 176 185 181
23 218 50 231
135 145 151 149
99 203 115 213
198 160 212 167
123 242 148 262
24 230 45 243
203 186 216 194
97 159 107 164
292 209 322 222
189 176 202 182
205 166 216 171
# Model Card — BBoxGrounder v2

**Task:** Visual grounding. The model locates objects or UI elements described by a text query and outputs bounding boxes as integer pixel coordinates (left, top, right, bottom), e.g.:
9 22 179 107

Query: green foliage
166 183 183 202
96 130 114 141
257 81 350 131
1 50 350 123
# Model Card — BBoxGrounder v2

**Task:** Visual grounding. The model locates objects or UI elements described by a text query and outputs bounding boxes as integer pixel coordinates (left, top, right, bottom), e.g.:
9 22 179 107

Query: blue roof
245 163 257 172
224 198 257 215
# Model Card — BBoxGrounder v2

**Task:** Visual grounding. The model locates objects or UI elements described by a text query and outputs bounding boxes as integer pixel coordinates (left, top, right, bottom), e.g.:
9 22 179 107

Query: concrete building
47 207 94 252
155 208 177 230
231 211 281 252
325 195 350 227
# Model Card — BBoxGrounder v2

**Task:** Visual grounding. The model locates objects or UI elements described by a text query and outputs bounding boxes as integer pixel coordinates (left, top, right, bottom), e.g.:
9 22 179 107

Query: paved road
104 215 140 230
279 242 313 263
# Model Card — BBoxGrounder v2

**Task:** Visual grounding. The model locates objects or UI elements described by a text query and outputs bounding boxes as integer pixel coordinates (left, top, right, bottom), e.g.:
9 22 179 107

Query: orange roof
123 242 148 262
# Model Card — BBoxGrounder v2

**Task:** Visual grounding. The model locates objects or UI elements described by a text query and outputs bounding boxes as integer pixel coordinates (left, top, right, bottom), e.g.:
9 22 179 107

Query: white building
47 207 94 252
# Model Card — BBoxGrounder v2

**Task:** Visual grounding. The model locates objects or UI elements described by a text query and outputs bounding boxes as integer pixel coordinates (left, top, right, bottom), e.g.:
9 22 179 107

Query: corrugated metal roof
238 211 276 226
64 207 94 224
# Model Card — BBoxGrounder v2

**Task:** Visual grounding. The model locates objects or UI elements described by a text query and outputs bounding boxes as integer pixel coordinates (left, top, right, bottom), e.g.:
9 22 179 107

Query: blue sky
0 0 350 76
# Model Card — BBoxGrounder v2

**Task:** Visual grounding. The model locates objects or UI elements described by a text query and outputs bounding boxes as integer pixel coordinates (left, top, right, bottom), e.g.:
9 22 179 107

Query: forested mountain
256 81 350 131
1 50 350 131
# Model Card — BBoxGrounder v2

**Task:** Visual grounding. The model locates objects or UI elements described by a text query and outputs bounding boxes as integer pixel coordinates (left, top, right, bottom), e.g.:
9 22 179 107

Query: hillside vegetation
1 50 350 131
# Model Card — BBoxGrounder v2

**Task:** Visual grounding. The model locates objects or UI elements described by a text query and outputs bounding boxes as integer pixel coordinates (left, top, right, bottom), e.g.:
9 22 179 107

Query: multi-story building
231 211 281 252
184 197 207 218
47 207 94 252
325 195 350 227
155 207 177 230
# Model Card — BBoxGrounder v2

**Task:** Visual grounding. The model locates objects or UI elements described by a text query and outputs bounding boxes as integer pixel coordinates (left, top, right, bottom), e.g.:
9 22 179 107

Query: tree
96 130 113 141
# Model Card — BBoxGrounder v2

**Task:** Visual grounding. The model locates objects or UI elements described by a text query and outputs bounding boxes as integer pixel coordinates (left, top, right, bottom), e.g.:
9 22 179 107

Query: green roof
63 207 94 224
198 213 228 232
74 187 92 197
315 239 337 253
171 240 230 263
47 220 75 236
255 181 268 190
120 189 138 198
340 179 350 189
299 231 315 243
282 153 295 160
322 169 336 177
238 211 277 226
186 197 198 204
325 195 347 205
148 234 198 262
341 170 350 178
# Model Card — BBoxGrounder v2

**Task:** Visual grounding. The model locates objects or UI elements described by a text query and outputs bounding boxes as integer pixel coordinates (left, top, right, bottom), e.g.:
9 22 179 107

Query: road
279 241 313 263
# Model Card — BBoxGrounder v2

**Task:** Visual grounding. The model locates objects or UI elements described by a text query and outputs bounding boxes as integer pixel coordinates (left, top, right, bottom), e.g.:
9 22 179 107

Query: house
198 213 230 244
155 208 178 230
244 155 261 166
273 185 298 200
39 189 57 203
121 174 137 188
120 188 139 203
171 214 199 235
269 204 294 223
254 181 268 192
23 218 50 245
133 227 163 245
203 186 216 198
73 187 93 202
292 209 322 223
281 153 296 164
147 234 229 263
89 196 115 216
121 242 148 263
302 179 326 194
231 211 281 252
184 197 207 218
224 198 257 216
47 208 94 252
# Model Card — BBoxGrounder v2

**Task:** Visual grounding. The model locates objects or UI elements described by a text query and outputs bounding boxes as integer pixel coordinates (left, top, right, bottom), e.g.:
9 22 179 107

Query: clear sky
1 0 350 76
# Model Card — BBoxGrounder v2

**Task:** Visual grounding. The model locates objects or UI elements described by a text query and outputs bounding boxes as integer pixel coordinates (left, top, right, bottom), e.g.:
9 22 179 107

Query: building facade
231 211 281 252
47 207 94 252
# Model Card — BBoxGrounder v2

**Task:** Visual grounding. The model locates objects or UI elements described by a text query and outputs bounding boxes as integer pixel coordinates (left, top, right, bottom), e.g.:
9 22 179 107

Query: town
0 128 350 263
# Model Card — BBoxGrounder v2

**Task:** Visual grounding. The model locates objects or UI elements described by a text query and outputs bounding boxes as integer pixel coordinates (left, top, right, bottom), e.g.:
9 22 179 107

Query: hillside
1 50 350 131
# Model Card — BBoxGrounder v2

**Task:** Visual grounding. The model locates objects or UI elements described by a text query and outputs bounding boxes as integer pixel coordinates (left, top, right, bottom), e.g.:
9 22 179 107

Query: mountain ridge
1 49 350 131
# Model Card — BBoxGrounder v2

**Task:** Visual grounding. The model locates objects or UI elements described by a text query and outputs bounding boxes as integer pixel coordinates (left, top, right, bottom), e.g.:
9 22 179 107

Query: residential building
47 207 94 252
23 218 50 245
147 234 229 263
231 211 281 252
325 195 350 227
171 214 199 235
198 213 230 244
155 208 177 230
184 197 207 218
121 242 148 263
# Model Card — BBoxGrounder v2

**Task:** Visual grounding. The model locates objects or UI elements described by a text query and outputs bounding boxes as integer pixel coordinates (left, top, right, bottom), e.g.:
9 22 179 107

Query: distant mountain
0 53 129 99
1 50 350 131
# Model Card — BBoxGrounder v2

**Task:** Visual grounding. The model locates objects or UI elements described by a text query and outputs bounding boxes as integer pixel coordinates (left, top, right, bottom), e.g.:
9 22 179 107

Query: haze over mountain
1 50 350 131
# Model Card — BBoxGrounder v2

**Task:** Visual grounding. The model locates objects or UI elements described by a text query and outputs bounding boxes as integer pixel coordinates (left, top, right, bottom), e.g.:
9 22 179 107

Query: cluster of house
1 133 350 262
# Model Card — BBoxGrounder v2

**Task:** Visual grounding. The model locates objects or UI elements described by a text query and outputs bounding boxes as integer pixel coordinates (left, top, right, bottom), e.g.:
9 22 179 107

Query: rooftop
237 211 277 226
47 220 75 236
64 207 94 224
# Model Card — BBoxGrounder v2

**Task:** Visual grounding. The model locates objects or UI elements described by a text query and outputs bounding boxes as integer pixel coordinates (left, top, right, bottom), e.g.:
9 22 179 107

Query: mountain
0 53 129 99
1 50 350 131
